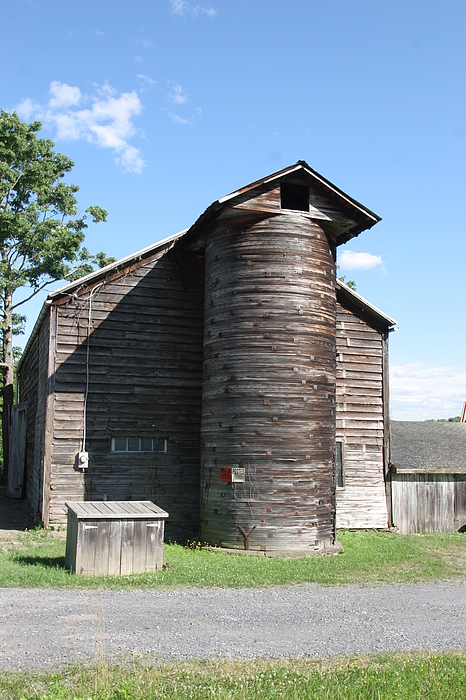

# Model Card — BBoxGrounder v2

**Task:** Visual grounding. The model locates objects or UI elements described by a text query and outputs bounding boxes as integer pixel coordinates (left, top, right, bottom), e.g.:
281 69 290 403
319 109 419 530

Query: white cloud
168 84 188 105
48 81 82 109
168 112 193 125
95 29 105 36
390 362 466 420
338 250 383 271
16 81 145 173
134 55 143 63
137 74 156 92
170 0 217 18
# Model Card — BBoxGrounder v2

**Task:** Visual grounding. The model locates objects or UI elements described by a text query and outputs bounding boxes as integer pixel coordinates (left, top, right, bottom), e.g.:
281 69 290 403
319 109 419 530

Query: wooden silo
197 165 380 552
199 193 336 550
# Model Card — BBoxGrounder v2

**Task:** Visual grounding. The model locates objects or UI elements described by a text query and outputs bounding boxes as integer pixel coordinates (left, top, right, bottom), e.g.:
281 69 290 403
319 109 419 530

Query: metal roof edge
390 462 466 475
48 228 188 300
336 279 397 328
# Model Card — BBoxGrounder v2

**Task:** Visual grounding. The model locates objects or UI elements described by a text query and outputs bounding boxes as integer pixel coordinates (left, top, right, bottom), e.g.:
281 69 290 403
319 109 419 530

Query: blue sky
2 0 465 419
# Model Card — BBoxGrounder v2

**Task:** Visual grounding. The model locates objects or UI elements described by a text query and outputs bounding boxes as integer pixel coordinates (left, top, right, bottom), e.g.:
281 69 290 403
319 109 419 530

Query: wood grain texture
200 212 337 551
392 473 466 534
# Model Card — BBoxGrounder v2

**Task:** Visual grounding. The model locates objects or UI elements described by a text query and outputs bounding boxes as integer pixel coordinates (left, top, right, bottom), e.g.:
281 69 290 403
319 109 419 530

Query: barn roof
336 279 396 331
181 160 381 249
18 162 387 371
390 421 466 474
35 161 382 303
220 160 380 230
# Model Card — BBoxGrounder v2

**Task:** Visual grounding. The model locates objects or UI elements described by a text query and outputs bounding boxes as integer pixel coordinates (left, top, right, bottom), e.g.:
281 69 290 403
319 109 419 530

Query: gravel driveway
1 583 465 669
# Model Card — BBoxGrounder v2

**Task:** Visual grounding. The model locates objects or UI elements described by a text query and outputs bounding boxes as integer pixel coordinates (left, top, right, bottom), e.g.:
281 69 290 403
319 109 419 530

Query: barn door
6 402 28 499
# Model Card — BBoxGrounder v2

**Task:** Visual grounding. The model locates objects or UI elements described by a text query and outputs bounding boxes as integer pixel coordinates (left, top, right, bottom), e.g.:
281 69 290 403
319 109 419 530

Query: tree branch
11 278 55 309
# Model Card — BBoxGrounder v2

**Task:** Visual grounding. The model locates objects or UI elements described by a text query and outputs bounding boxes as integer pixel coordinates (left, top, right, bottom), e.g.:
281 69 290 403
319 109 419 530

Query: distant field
0 528 465 589
1 652 465 699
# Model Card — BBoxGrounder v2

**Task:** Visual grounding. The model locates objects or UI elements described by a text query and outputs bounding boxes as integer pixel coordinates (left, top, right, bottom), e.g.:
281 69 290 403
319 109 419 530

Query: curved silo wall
200 212 337 551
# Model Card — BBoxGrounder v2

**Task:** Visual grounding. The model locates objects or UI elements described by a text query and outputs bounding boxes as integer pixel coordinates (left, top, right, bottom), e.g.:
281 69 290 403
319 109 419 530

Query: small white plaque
231 467 245 483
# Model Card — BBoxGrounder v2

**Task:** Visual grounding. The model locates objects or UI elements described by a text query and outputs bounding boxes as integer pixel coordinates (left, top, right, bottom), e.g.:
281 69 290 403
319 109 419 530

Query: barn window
335 441 344 488
280 183 309 212
111 438 168 453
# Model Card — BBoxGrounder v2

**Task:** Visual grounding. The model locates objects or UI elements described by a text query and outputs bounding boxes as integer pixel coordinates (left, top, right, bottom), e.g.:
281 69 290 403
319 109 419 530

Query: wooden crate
65 501 169 575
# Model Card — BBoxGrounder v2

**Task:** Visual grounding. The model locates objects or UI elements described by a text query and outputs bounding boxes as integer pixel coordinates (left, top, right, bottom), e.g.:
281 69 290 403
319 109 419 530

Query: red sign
220 467 232 483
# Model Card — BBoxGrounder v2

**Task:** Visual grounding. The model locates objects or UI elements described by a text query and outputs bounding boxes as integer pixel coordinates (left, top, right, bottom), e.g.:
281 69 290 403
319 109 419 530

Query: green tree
0 109 114 483
336 265 356 291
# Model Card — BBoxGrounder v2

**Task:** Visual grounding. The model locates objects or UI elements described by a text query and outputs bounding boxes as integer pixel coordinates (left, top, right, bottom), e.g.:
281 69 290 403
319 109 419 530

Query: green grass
0 529 465 589
1 653 465 699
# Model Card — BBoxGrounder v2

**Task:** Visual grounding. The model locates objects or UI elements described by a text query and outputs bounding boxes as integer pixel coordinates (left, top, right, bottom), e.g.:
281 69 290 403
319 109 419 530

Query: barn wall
18 310 50 519
47 247 205 536
335 305 388 528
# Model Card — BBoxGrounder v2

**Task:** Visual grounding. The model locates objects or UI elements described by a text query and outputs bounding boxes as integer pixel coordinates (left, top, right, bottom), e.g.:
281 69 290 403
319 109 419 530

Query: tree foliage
0 110 112 312
336 265 356 291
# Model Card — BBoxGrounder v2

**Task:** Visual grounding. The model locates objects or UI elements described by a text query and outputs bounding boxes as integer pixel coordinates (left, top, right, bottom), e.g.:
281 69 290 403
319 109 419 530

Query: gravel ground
1 583 465 669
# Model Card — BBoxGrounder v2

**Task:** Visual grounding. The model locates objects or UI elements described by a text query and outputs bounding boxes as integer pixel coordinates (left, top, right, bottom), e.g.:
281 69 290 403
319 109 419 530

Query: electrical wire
82 283 104 452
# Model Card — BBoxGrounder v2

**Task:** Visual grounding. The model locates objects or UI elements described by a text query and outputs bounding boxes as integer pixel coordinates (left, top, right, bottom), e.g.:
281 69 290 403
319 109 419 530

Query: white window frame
111 437 168 453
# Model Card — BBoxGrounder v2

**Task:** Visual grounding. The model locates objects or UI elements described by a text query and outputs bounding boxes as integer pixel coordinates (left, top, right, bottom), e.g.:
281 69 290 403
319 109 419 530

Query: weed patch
1 652 465 699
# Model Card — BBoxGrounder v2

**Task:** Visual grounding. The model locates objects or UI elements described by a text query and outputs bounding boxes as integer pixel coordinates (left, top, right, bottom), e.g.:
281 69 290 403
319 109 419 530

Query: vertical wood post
382 331 392 526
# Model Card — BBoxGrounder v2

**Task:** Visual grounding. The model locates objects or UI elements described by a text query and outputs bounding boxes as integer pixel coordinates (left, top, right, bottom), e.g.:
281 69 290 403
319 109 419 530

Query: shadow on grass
13 554 67 569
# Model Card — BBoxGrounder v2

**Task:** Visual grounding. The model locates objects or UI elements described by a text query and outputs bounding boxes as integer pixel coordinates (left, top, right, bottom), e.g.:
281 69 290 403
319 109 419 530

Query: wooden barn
16 161 396 551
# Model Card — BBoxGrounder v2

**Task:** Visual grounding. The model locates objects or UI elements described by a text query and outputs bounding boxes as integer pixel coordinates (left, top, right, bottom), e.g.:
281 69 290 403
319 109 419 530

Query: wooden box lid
65 500 169 520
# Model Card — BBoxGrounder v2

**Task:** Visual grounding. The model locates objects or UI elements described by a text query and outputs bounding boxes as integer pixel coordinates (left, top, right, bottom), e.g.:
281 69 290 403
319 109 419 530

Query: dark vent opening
335 441 344 488
280 183 309 212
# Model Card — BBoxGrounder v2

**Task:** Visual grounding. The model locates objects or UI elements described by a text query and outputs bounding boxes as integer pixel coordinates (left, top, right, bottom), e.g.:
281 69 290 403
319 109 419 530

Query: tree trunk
1 288 14 486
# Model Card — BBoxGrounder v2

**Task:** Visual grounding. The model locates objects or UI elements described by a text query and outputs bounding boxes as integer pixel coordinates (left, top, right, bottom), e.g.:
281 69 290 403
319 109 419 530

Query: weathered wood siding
335 305 388 528
18 311 50 519
47 248 205 536
391 473 466 534
200 211 337 551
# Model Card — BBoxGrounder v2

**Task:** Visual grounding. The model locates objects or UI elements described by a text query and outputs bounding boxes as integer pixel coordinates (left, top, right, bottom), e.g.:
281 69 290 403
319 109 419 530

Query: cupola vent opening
280 183 309 212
